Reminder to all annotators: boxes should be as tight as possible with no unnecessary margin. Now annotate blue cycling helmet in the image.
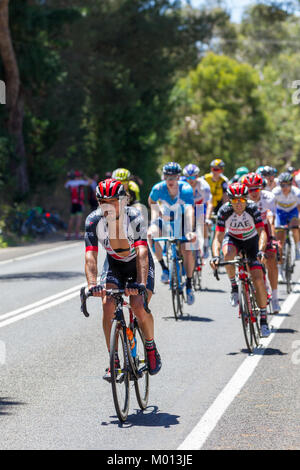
[162,162,182,176]
[183,164,200,177]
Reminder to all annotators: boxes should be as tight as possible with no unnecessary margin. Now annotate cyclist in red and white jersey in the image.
[210,182,270,337]
[241,172,280,313]
[84,178,161,380]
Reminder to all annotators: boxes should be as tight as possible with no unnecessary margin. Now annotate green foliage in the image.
[161,53,268,175]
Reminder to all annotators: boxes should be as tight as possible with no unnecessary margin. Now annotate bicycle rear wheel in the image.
[110,320,130,422]
[133,323,149,410]
[285,243,292,294]
[239,283,257,353]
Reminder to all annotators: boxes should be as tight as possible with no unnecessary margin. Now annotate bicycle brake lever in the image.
[214,269,220,281]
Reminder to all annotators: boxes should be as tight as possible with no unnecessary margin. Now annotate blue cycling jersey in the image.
[149,181,194,217]
[149,181,194,238]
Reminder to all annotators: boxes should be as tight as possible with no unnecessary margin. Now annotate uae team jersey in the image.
[216,201,264,241]
[272,186,300,212]
[85,207,148,263]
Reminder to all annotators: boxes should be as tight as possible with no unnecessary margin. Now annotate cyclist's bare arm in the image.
[257,226,268,253]
[135,244,149,286]
[148,197,161,224]
[184,204,196,242]
[85,250,104,297]
[206,200,214,222]
[211,231,225,269]
[267,212,276,237]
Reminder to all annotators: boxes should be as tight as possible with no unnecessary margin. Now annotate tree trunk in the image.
[0,0,29,195]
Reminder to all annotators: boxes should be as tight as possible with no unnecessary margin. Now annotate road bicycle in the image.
[80,286,150,423]
[277,225,297,294]
[214,252,261,353]
[153,236,187,320]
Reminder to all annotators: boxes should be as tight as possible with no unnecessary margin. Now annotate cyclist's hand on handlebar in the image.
[89,285,106,298]
[124,282,147,296]
[210,256,220,270]
[205,218,213,226]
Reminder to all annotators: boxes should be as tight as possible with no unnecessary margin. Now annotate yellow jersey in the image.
[204,173,228,210]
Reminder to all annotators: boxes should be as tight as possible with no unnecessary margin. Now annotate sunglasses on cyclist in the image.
[186,176,197,180]
[212,168,222,172]
[280,183,292,187]
[165,176,179,181]
[98,198,119,204]
[231,197,247,204]
[249,187,261,193]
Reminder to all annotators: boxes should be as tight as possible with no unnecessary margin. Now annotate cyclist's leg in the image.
[129,256,161,375]
[265,245,280,311]
[147,218,169,281]
[222,235,238,306]
[289,215,300,258]
[100,258,124,350]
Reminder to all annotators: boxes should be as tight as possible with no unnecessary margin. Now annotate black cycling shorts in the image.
[222,233,263,270]
[100,249,155,292]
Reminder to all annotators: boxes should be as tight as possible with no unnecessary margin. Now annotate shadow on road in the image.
[103,405,180,429]
[162,315,213,322]
[228,347,288,356]
[201,288,226,293]
[273,328,298,334]
[0,272,84,281]
[0,397,26,416]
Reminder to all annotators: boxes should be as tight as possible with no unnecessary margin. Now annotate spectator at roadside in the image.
[65,170,92,240]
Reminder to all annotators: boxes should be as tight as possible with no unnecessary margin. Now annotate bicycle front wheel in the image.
[171,261,181,320]
[239,283,256,353]
[110,320,130,422]
[133,323,149,410]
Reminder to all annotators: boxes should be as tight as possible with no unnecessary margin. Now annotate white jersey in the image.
[255,190,276,224]
[272,185,300,212]
[194,178,212,205]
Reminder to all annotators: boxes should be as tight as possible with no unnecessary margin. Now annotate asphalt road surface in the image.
[0,240,300,450]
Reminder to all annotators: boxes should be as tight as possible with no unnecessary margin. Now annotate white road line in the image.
[0,283,86,321]
[0,242,82,266]
[178,279,300,450]
[0,282,86,329]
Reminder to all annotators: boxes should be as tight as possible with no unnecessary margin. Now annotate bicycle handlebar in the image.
[152,236,189,243]
[212,256,251,281]
[80,285,151,318]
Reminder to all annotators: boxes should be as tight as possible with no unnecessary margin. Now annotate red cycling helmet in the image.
[240,172,263,189]
[96,179,126,201]
[227,182,249,199]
